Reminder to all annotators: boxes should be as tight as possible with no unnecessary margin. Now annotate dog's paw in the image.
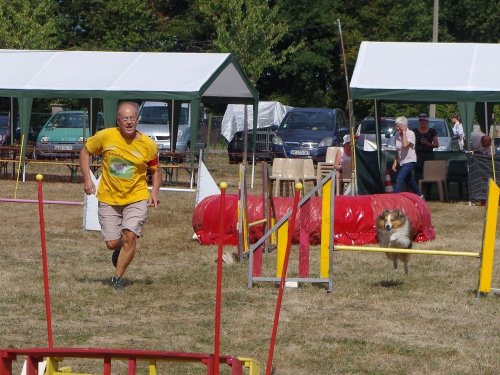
[404,264,410,275]
[393,259,398,269]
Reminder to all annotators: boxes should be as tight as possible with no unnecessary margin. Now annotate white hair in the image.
[395,116,408,126]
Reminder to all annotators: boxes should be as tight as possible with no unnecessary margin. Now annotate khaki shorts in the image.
[98,200,149,241]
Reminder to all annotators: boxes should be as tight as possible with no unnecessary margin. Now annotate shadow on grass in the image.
[374,279,405,288]
[75,276,154,286]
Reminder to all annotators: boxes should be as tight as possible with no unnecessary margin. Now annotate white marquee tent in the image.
[0,49,258,159]
[350,41,500,139]
[221,101,292,142]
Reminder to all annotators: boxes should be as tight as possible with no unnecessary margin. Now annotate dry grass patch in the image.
[0,154,499,374]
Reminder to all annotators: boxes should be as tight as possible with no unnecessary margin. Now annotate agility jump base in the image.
[246,172,336,292]
[245,174,498,296]
[0,348,260,375]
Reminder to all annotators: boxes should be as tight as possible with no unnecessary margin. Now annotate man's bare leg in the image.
[115,229,137,278]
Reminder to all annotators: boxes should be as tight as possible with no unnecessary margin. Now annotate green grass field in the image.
[0,153,499,374]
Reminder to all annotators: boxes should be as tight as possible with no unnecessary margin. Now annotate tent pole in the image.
[485,102,489,135]
[10,97,14,145]
[374,99,382,173]
[171,99,175,153]
[243,104,248,166]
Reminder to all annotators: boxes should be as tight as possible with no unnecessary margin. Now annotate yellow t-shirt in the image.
[85,127,159,205]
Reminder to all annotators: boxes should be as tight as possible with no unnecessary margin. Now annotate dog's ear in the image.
[382,209,389,216]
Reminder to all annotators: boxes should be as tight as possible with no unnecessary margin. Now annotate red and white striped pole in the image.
[36,174,54,348]
[213,181,227,375]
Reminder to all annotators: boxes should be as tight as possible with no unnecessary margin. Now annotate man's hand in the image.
[83,180,96,195]
[148,191,160,208]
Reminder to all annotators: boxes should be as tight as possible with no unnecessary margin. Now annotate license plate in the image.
[290,150,310,156]
[54,145,73,150]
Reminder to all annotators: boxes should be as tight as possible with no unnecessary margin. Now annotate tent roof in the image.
[0,49,257,102]
[350,42,500,102]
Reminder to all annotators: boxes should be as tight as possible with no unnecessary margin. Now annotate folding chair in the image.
[418,160,448,201]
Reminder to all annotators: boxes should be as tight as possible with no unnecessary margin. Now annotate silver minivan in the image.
[137,101,193,152]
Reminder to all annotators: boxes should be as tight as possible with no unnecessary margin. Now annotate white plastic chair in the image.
[301,159,318,195]
[418,160,448,201]
[275,159,302,196]
[317,147,342,195]
[270,158,284,196]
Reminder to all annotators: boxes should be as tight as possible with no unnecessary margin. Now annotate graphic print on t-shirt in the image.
[110,157,134,178]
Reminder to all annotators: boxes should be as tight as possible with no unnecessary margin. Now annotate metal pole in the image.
[213,182,227,375]
[266,183,302,375]
[429,0,439,118]
[335,245,479,258]
[243,105,248,166]
[374,99,381,172]
[36,174,54,348]
[337,19,353,130]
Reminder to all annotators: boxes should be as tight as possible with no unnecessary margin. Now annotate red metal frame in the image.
[0,348,243,375]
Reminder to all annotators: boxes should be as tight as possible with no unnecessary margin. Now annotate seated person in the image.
[334,134,353,194]
[475,135,496,156]
[470,124,485,152]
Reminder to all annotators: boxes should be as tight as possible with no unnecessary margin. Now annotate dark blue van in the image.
[271,107,348,161]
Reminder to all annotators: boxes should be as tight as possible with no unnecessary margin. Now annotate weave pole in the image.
[213,182,227,375]
[266,183,302,375]
[36,174,53,348]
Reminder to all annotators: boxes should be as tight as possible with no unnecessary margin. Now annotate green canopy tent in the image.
[349,41,500,187]
[0,50,259,167]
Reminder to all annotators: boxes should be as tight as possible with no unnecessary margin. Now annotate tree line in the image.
[0,0,498,119]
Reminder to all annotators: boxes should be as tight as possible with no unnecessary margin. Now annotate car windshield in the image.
[50,113,89,129]
[359,119,395,135]
[139,106,169,125]
[408,119,449,137]
[280,111,333,131]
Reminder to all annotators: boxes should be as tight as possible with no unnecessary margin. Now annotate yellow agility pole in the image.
[276,221,288,277]
[320,177,332,278]
[335,245,480,258]
[477,179,499,295]
[14,134,24,199]
[270,217,277,245]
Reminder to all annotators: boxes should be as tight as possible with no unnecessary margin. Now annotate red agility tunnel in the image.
[192,193,435,246]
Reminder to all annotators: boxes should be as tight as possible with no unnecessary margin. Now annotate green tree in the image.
[196,0,297,84]
[57,0,163,51]
[0,0,59,49]
[258,0,348,108]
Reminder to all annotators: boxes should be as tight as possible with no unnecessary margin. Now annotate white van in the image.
[137,101,205,152]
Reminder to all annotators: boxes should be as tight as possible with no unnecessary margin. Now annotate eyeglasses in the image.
[118,115,137,122]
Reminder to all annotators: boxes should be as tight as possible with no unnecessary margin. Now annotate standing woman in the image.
[414,113,439,152]
[413,113,438,180]
[450,113,465,150]
[392,116,424,198]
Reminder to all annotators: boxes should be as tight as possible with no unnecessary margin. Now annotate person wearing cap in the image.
[391,116,424,198]
[333,134,352,194]
[414,113,439,152]
[413,113,438,181]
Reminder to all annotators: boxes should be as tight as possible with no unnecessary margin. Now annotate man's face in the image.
[117,104,138,139]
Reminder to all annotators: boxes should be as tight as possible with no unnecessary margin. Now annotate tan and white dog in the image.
[376,209,413,274]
